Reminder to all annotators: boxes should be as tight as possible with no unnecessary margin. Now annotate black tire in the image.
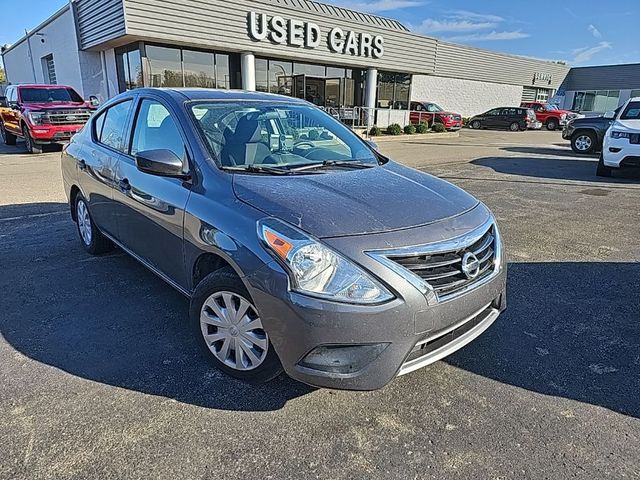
[190,266,283,384]
[546,118,559,131]
[74,194,113,254]
[509,122,521,132]
[23,125,42,154]
[1,122,17,145]
[471,120,481,129]
[596,154,613,177]
[571,131,596,155]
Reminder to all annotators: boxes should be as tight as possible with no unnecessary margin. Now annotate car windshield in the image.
[620,101,640,120]
[191,102,379,171]
[427,103,443,113]
[20,87,84,103]
[544,104,559,111]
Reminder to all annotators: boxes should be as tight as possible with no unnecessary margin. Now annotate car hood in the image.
[232,161,479,238]
[612,119,640,131]
[438,111,461,116]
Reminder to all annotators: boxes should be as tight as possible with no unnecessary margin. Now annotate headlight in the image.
[611,131,630,139]
[28,111,48,125]
[560,113,567,120]
[258,218,394,304]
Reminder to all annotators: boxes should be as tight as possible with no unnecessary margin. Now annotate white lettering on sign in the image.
[248,12,384,58]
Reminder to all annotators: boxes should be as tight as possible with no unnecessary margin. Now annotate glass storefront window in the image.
[377,72,396,109]
[146,45,183,88]
[394,74,411,110]
[631,90,640,99]
[256,58,269,93]
[183,50,215,88]
[572,90,620,112]
[215,54,230,89]
[268,61,293,95]
[115,45,143,92]
[294,63,326,77]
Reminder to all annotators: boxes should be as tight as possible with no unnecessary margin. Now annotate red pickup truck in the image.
[0,84,96,153]
[520,102,579,131]
[409,101,463,130]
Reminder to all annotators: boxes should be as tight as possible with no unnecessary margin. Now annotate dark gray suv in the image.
[61,88,507,390]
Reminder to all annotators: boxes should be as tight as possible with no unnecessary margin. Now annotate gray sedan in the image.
[61,88,507,390]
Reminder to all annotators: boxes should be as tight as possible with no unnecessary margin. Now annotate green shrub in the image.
[416,122,429,134]
[404,124,416,135]
[387,123,402,136]
[369,126,382,137]
[462,117,471,126]
[432,123,446,133]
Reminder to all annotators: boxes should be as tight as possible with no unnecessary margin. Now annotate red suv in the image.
[520,102,578,131]
[410,102,462,130]
[0,84,96,153]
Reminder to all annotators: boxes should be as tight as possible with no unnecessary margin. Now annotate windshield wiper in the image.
[286,160,376,172]
[221,164,293,175]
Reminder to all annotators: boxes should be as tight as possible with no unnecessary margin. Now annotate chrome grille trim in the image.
[367,217,502,305]
[45,109,92,126]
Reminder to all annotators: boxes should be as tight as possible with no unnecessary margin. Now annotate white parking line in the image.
[0,210,67,223]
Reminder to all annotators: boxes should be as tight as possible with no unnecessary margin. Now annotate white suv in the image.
[598,97,640,177]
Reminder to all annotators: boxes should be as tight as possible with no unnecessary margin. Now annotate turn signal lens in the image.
[264,230,293,260]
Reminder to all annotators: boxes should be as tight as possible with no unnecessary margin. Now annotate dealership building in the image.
[1,0,582,123]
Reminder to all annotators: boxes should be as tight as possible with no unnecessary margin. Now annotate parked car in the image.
[597,97,640,177]
[469,107,539,131]
[0,84,97,153]
[409,102,462,130]
[521,102,581,131]
[562,108,621,154]
[61,88,507,391]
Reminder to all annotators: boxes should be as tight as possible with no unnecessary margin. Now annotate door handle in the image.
[118,178,131,192]
[78,159,87,171]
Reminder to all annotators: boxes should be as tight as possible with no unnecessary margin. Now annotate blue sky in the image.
[1,0,638,69]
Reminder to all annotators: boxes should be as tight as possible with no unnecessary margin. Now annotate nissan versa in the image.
[61,88,507,390]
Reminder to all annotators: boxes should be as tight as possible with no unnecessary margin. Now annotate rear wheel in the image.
[596,153,613,177]
[471,120,481,129]
[509,122,521,132]
[75,194,113,254]
[571,131,596,154]
[546,118,559,131]
[23,125,42,154]
[1,122,17,145]
[190,266,283,384]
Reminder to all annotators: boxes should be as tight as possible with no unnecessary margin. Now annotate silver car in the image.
[61,88,507,390]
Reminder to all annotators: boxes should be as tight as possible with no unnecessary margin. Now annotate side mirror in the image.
[365,139,379,151]
[603,111,616,119]
[135,149,186,178]
[89,95,100,107]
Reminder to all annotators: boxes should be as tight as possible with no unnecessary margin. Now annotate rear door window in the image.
[95,100,133,152]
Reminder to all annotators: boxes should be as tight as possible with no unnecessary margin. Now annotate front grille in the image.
[46,109,92,126]
[386,225,496,299]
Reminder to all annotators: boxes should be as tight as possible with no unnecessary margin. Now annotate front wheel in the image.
[471,120,481,129]
[1,122,17,145]
[509,122,521,132]
[190,267,283,383]
[571,132,596,154]
[546,119,559,131]
[596,154,613,177]
[75,194,113,254]
[23,126,42,154]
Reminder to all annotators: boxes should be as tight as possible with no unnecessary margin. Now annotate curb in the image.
[360,131,461,142]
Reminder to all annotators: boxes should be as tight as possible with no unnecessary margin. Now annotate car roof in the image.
[16,84,75,89]
[134,88,310,105]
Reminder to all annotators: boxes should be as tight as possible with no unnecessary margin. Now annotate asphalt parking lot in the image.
[1,129,639,479]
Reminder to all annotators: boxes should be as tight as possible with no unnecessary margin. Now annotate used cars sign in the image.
[248,11,384,59]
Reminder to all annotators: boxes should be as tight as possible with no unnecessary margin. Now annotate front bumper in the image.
[28,124,85,143]
[603,137,640,168]
[245,205,507,390]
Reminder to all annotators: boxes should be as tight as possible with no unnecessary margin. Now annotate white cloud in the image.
[446,30,531,42]
[588,24,602,39]
[417,19,498,34]
[572,41,612,64]
[414,10,527,41]
[331,0,424,13]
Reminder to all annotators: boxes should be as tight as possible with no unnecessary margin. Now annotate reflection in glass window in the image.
[116,45,143,92]
[183,50,215,88]
[572,90,620,112]
[147,46,183,88]
[256,58,268,93]
[98,100,133,152]
[268,61,293,95]
[294,63,326,77]
[632,90,640,99]
[376,72,412,110]
[131,99,185,160]
[215,54,230,89]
